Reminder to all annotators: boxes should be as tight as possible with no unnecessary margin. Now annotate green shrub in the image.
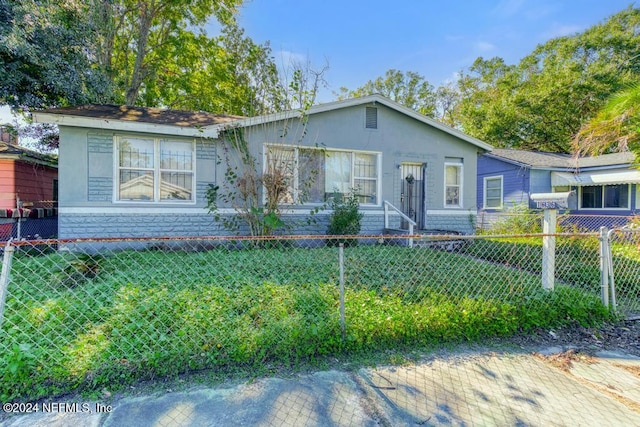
[484,204,542,235]
[326,191,363,246]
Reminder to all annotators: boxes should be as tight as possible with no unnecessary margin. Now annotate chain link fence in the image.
[0,201,58,242]
[479,211,636,233]
[609,227,640,317]
[2,228,638,404]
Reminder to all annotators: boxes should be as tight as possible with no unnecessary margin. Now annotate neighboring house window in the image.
[579,184,629,209]
[483,176,503,209]
[445,162,463,207]
[116,136,195,202]
[365,107,378,129]
[265,145,380,205]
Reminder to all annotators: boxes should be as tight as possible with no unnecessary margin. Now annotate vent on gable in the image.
[365,107,378,129]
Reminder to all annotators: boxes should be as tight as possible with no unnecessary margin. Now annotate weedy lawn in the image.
[0,243,614,401]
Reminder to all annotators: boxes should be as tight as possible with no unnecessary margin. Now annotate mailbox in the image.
[530,191,573,209]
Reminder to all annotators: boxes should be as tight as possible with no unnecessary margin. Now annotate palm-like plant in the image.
[574,83,640,158]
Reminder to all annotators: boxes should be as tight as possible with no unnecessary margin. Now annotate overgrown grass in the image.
[0,244,614,401]
[461,236,640,307]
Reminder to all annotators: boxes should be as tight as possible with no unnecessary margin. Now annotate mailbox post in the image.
[530,192,573,291]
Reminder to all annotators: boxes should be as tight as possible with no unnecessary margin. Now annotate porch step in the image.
[383,228,467,251]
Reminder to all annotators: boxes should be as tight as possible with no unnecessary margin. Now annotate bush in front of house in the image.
[326,191,363,246]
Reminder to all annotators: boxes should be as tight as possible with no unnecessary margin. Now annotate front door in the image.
[400,163,426,229]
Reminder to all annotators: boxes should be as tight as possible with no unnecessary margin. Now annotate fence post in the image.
[606,229,617,312]
[339,243,346,341]
[599,226,609,307]
[541,208,556,290]
[0,241,15,330]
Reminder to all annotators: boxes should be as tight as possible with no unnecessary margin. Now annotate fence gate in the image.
[608,227,640,318]
[400,163,426,230]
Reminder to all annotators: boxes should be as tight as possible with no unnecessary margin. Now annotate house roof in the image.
[219,94,494,151]
[32,95,493,151]
[575,152,636,168]
[486,149,572,168]
[486,148,637,170]
[0,142,57,167]
[32,105,242,138]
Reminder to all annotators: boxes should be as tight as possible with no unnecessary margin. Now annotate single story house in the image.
[0,126,58,240]
[477,148,639,226]
[33,95,492,239]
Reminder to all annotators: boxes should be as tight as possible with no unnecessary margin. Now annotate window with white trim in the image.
[579,184,629,209]
[116,136,195,202]
[265,145,380,205]
[483,176,503,209]
[444,162,463,207]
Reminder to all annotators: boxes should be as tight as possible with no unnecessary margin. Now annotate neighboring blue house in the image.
[477,148,640,224]
[33,95,492,239]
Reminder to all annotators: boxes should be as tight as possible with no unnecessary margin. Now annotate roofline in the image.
[483,152,537,169]
[214,94,494,151]
[484,151,636,171]
[0,152,58,167]
[31,112,221,138]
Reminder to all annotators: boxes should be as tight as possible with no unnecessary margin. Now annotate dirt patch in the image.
[615,364,640,378]
[496,319,640,356]
[533,349,596,371]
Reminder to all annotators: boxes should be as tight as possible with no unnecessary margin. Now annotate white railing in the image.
[383,200,416,248]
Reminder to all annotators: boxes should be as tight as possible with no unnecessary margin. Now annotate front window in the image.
[265,145,380,205]
[580,185,629,209]
[116,136,195,202]
[483,176,503,209]
[445,163,463,207]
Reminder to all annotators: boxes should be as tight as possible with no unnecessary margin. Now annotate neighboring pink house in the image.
[0,126,58,239]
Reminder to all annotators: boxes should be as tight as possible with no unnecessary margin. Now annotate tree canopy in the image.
[337,69,437,117]
[0,0,111,111]
[337,7,640,154]
[0,0,287,118]
[453,6,640,153]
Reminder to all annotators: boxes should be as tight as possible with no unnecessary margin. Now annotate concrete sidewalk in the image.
[2,348,640,426]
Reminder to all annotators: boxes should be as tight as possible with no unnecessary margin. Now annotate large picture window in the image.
[579,184,629,209]
[445,162,463,208]
[483,176,503,209]
[116,136,195,202]
[265,145,380,205]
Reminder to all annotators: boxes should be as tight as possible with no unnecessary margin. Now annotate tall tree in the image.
[454,6,640,152]
[91,0,243,106]
[337,69,437,117]
[0,0,111,111]
[136,22,283,116]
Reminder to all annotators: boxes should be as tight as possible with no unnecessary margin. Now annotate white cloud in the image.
[475,41,496,52]
[542,23,583,39]
[491,0,526,17]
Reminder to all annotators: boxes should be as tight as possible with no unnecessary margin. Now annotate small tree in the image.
[206,60,329,238]
[326,190,363,247]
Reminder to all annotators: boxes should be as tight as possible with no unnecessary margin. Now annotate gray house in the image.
[33,95,492,239]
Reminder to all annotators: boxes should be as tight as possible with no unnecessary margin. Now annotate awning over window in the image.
[551,169,640,187]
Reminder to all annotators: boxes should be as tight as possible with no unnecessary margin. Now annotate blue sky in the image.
[0,0,635,124]
[233,0,637,102]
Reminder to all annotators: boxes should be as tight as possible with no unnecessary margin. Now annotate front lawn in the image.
[0,243,612,401]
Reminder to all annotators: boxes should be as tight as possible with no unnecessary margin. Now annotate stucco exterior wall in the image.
[56,101,485,238]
